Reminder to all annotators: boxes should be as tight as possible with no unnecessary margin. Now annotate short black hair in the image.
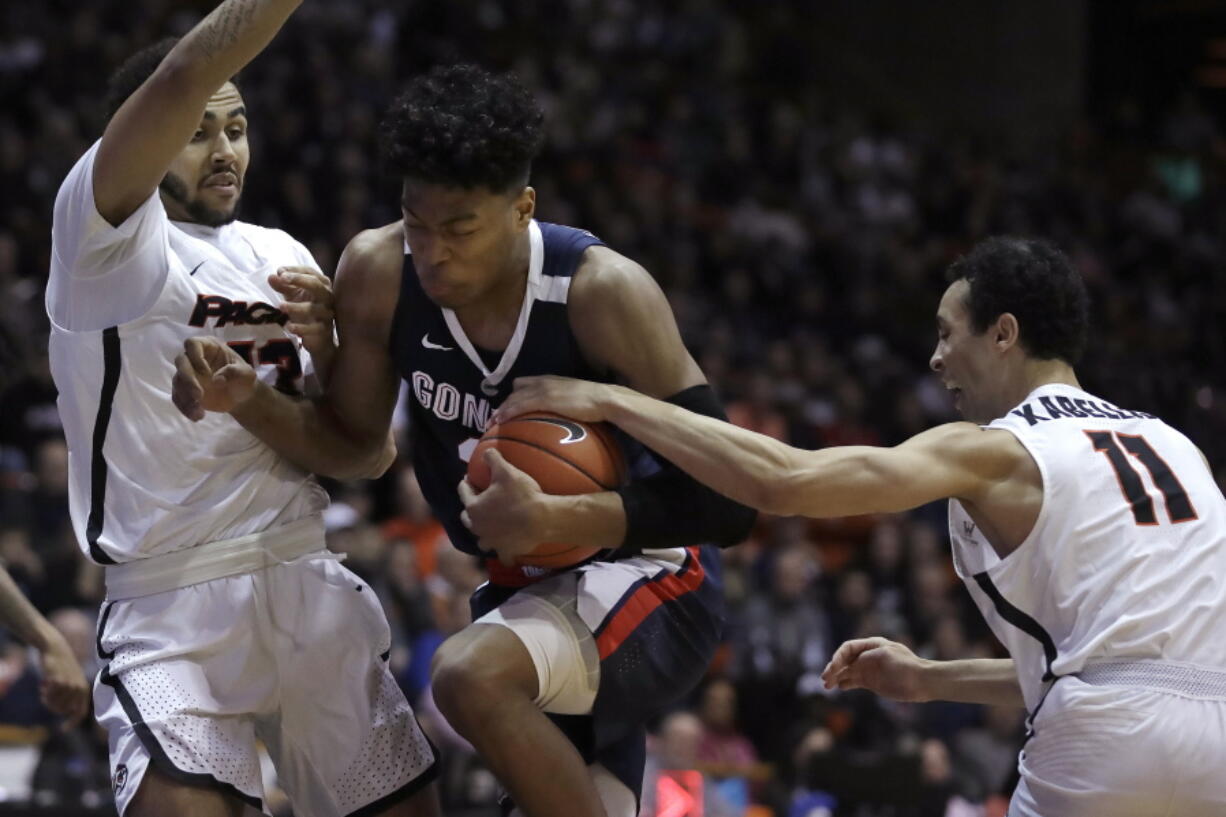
[105,37,179,120]
[105,37,238,120]
[947,237,1089,364]
[379,64,545,193]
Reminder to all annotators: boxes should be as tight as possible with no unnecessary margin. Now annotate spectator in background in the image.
[696,678,770,811]
[734,543,831,764]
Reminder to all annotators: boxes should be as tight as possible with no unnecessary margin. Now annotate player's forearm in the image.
[537,492,628,550]
[230,381,390,480]
[917,658,1023,707]
[167,0,302,92]
[0,569,59,652]
[601,387,808,515]
[96,0,302,222]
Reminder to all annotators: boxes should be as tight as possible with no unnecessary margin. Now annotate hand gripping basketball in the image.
[461,412,627,568]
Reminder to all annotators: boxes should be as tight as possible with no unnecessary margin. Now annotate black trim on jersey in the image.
[343,716,440,817]
[972,572,1058,681]
[1020,675,1064,754]
[86,326,121,565]
[99,665,263,811]
[95,602,116,660]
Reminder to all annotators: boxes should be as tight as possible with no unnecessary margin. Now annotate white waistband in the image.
[1078,660,1226,699]
[104,515,333,600]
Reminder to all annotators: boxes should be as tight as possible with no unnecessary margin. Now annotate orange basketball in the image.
[466,412,627,569]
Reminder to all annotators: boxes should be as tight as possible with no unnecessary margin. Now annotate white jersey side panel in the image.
[949,383,1226,711]
[48,141,328,563]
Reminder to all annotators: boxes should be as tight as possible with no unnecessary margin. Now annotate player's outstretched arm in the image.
[461,249,757,563]
[497,380,1021,519]
[821,637,1023,707]
[173,229,400,479]
[94,0,302,225]
[0,568,90,724]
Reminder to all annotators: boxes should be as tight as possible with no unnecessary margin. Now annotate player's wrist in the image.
[28,619,63,654]
[911,657,943,703]
[228,378,267,417]
[602,385,638,425]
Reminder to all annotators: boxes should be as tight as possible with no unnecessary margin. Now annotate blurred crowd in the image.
[2,0,1224,815]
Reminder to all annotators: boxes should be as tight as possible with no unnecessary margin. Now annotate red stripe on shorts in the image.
[596,547,705,660]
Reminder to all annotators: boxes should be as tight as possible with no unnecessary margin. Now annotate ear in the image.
[512,186,536,229]
[994,312,1021,353]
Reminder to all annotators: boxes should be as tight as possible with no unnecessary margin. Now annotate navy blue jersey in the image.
[390,221,609,558]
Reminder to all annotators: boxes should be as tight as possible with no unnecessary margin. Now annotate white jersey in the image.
[949,383,1226,713]
[47,140,328,565]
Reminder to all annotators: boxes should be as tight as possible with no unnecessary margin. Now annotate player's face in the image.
[401,179,535,310]
[160,82,249,227]
[930,279,1005,423]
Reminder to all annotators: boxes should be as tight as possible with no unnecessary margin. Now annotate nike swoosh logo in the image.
[188,261,204,276]
[522,417,587,444]
[421,333,454,351]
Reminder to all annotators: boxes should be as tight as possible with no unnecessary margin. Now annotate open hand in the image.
[492,376,617,426]
[269,266,335,358]
[820,637,930,702]
[172,336,257,421]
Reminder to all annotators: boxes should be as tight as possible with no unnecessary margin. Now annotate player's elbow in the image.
[325,438,395,481]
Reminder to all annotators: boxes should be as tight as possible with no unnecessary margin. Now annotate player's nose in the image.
[211,132,238,163]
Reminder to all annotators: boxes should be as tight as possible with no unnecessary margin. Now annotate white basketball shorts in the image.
[93,552,437,816]
[1012,662,1226,816]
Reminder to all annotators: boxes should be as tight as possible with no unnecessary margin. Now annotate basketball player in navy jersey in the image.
[174,64,756,817]
[494,238,1226,816]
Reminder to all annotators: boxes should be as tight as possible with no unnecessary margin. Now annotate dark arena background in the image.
[2,1,1225,815]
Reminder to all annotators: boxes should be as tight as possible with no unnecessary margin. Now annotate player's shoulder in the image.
[907,421,1033,478]
[570,245,658,310]
[231,221,316,266]
[332,222,405,325]
[339,222,405,277]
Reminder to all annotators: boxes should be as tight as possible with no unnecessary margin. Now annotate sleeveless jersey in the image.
[391,220,621,561]
[47,141,328,565]
[948,383,1226,712]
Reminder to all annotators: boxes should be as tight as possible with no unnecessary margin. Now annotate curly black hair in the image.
[947,237,1089,364]
[379,64,545,193]
[104,38,238,121]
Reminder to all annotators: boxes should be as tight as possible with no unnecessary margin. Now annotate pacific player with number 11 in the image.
[496,237,1226,816]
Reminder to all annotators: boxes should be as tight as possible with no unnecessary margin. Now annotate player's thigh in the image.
[268,558,439,817]
[126,766,251,817]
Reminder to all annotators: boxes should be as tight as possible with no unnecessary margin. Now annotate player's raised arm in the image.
[94,0,302,226]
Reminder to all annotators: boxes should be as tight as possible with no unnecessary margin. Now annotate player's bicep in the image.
[94,59,215,227]
[570,251,705,398]
[324,233,401,445]
[780,424,993,517]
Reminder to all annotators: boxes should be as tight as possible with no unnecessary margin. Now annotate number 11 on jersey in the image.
[1085,430,1198,526]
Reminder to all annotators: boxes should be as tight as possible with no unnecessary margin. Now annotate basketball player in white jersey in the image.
[491,237,1226,816]
[46,2,439,814]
